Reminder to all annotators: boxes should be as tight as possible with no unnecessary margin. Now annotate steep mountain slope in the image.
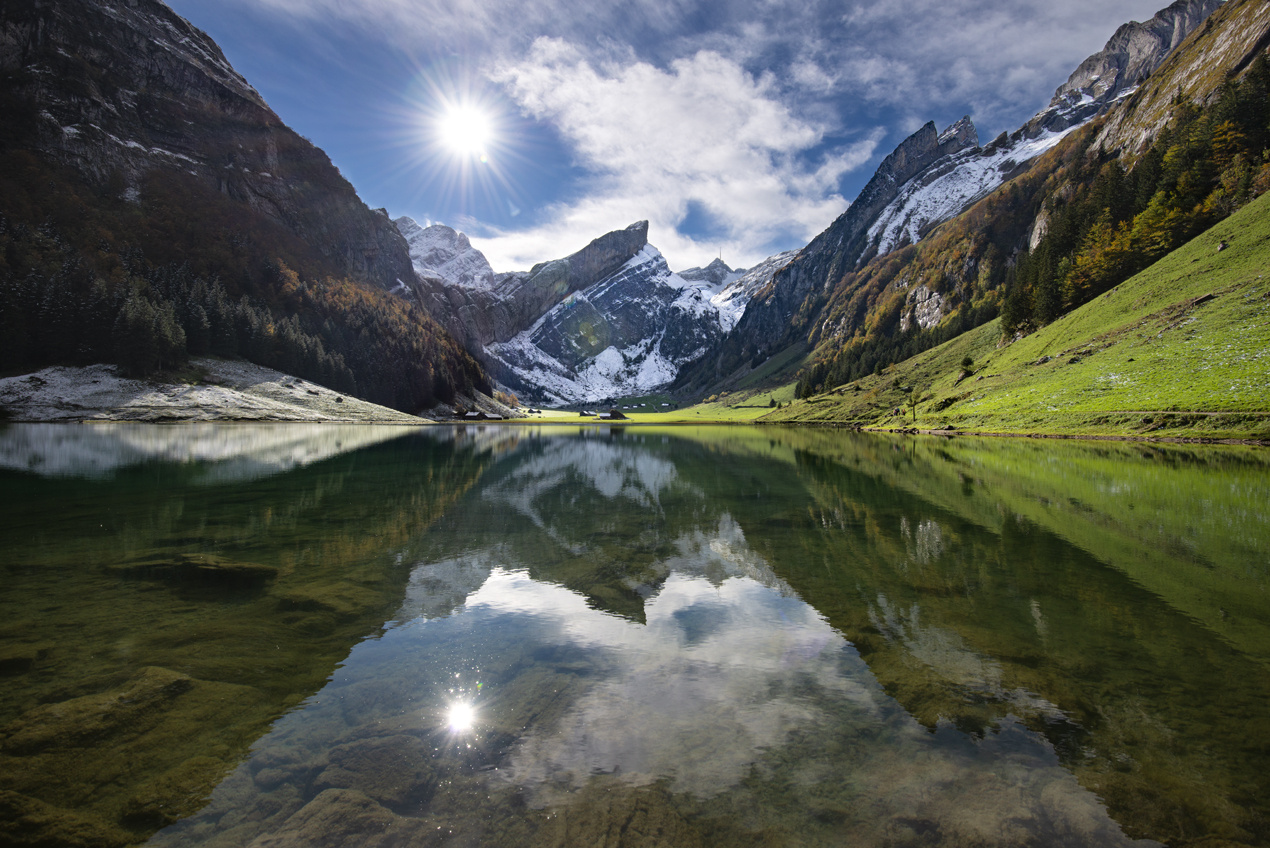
[690,0,1249,396]
[1027,0,1225,136]
[0,0,489,410]
[763,188,1270,442]
[866,0,1222,267]
[489,245,729,404]
[1094,0,1270,154]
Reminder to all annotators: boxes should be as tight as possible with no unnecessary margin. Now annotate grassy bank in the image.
[756,190,1270,442]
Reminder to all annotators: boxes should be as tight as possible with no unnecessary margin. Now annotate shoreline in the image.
[6,413,1268,447]
[3,363,1266,446]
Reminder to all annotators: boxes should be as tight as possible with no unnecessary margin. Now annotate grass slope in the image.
[763,190,1270,441]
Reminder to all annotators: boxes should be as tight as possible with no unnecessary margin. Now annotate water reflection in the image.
[148,429,1217,847]
[0,424,494,845]
[0,422,416,482]
[2,425,1267,847]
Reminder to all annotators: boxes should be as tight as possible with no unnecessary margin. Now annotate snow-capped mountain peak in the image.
[394,216,497,290]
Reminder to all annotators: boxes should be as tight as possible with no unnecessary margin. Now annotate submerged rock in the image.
[245,788,417,848]
[107,553,277,588]
[0,789,132,848]
[313,735,436,809]
[1,667,195,755]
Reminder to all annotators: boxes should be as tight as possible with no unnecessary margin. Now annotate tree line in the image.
[1003,54,1270,334]
[795,53,1269,397]
[0,217,489,411]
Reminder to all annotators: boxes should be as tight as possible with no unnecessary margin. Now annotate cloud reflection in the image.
[461,515,869,800]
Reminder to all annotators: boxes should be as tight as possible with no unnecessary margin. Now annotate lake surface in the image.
[1,423,1268,847]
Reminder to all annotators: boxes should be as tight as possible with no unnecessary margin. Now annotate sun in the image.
[438,105,492,160]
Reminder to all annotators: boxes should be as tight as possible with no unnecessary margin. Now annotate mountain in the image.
[397,219,650,352]
[0,0,489,410]
[395,219,499,292]
[777,0,1269,401]
[765,186,1270,442]
[395,217,794,404]
[1026,0,1225,137]
[1094,0,1270,154]
[489,245,728,404]
[686,0,1237,394]
[865,0,1224,270]
[0,0,413,290]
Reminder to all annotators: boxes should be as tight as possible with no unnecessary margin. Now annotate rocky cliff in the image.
[399,219,651,352]
[1093,0,1270,154]
[488,245,729,403]
[1026,0,1226,136]
[695,117,979,380]
[0,0,414,290]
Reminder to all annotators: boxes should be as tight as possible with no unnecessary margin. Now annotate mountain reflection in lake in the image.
[1,424,1267,847]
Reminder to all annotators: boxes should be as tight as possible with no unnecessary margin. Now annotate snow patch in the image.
[868,129,1077,256]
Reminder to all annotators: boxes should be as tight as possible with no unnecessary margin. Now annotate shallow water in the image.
[1,423,1267,847]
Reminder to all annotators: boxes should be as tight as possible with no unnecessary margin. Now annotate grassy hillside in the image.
[760,189,1270,441]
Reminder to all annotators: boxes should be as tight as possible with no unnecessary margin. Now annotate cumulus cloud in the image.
[472,39,880,270]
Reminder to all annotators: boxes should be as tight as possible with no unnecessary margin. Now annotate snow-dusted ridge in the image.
[394,216,499,291]
[488,245,726,404]
[867,128,1079,256]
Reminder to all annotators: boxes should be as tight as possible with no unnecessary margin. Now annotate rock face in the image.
[488,245,731,403]
[696,117,978,378]
[819,117,981,273]
[0,0,415,291]
[394,218,497,291]
[1094,0,1270,155]
[1027,0,1225,135]
[899,285,945,332]
[399,219,651,350]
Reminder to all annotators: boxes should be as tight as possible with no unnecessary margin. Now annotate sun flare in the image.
[448,702,477,732]
[438,105,492,158]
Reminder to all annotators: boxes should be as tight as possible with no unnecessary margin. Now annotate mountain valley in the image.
[0,0,1267,436]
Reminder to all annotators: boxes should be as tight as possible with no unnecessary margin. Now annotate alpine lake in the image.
[1,422,1268,848]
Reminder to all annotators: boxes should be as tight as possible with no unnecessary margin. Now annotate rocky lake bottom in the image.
[1,423,1267,847]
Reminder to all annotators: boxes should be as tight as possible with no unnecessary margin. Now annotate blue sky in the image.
[167,0,1170,272]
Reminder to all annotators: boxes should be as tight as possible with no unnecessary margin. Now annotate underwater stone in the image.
[107,554,277,587]
[120,755,229,829]
[1,667,195,754]
[0,789,132,848]
[245,788,417,848]
[313,734,436,809]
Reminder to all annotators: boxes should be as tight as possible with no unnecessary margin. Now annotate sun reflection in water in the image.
[448,701,477,733]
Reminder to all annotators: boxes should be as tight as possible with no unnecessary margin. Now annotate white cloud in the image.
[206,0,1188,268]
[473,39,880,271]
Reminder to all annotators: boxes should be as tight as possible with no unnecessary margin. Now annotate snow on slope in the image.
[488,245,729,404]
[709,250,799,332]
[867,128,1079,256]
[394,216,498,291]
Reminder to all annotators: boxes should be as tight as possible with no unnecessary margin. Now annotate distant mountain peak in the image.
[679,257,742,288]
[938,116,978,147]
[394,216,496,290]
